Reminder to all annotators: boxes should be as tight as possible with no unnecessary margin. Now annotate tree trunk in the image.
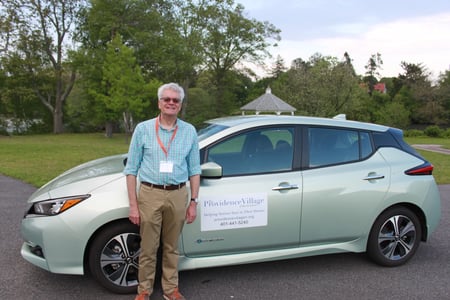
[105,121,114,138]
[53,106,64,133]
[53,88,64,133]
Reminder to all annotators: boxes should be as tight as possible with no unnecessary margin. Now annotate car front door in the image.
[181,126,303,256]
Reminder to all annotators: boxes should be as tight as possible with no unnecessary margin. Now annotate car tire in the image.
[367,207,422,267]
[88,221,141,294]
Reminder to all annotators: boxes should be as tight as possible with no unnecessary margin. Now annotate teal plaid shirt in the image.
[123,117,201,185]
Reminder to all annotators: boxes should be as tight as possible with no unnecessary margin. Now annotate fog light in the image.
[30,245,44,258]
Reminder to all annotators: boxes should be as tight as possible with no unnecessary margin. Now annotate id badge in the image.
[160,161,174,173]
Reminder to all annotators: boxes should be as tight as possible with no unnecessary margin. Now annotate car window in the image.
[360,132,373,159]
[309,127,371,167]
[206,127,294,176]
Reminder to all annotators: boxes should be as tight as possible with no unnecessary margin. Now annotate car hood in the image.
[28,154,127,202]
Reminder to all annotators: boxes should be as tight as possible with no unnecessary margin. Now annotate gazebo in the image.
[240,87,296,115]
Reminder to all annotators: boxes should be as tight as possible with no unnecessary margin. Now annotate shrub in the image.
[424,125,443,137]
[404,129,424,137]
[443,128,450,138]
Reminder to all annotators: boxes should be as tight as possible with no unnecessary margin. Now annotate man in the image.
[124,82,201,300]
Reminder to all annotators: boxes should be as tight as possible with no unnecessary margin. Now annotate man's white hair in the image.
[158,82,185,102]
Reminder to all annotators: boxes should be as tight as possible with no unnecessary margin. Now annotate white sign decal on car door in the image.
[200,193,268,231]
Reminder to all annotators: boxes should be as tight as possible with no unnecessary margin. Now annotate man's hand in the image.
[185,202,197,224]
[129,205,140,225]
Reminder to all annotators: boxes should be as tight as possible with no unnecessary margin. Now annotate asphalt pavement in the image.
[1,174,449,300]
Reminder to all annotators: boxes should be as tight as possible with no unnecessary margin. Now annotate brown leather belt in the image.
[141,182,186,190]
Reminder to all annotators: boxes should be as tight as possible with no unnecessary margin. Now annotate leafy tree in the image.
[364,53,383,95]
[275,53,360,118]
[436,70,450,125]
[343,51,356,77]
[270,55,287,79]
[184,87,215,128]
[375,101,410,128]
[0,53,53,133]
[398,62,443,124]
[90,35,155,137]
[77,2,163,68]
[0,0,84,133]
[158,0,210,118]
[77,0,205,120]
[199,0,281,115]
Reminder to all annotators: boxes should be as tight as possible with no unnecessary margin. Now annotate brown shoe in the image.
[134,290,149,300]
[163,287,185,300]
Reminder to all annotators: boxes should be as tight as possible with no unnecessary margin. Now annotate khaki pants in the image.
[137,184,188,295]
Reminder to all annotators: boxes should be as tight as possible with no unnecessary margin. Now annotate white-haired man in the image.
[124,82,201,300]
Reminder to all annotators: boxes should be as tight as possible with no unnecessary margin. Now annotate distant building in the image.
[374,82,387,94]
[240,87,297,115]
[359,82,387,94]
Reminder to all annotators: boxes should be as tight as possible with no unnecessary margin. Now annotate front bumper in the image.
[20,214,86,275]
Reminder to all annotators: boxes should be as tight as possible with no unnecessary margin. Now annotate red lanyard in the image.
[155,116,178,158]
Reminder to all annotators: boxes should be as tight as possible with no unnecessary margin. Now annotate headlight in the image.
[31,195,90,216]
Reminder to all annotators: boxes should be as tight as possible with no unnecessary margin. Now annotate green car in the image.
[21,115,441,294]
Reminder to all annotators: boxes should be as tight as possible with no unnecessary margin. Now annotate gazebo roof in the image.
[240,87,296,115]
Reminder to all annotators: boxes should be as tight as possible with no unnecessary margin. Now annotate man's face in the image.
[158,89,182,116]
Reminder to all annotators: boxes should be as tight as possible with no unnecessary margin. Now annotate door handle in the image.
[363,174,385,181]
[272,184,299,191]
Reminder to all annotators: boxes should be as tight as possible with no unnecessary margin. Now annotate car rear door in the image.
[300,127,391,245]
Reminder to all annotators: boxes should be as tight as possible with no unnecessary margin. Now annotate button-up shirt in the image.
[123,117,201,185]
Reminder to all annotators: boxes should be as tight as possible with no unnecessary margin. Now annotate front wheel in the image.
[88,221,141,294]
[367,207,422,267]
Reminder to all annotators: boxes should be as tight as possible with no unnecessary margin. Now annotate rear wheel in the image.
[367,207,422,267]
[88,221,140,294]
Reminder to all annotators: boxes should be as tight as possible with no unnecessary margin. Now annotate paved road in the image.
[412,144,450,155]
[1,174,449,300]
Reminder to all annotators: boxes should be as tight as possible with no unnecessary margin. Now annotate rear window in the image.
[308,127,372,168]
[372,128,423,159]
[372,131,400,148]
[388,128,424,158]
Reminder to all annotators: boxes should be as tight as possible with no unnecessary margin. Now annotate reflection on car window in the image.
[197,124,229,142]
[309,128,372,167]
[206,127,294,176]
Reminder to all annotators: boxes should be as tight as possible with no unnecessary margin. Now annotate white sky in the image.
[237,0,450,79]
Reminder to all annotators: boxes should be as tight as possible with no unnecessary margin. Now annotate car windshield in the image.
[197,123,229,142]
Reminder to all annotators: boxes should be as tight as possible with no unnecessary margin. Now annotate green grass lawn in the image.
[0,134,449,187]
[0,133,130,187]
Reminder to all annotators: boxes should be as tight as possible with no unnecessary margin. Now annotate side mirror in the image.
[201,162,223,179]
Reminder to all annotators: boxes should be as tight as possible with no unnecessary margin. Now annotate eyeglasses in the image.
[160,97,181,104]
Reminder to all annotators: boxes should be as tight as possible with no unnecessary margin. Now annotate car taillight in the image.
[405,162,434,175]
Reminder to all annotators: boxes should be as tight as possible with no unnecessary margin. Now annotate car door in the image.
[300,127,391,245]
[181,126,303,256]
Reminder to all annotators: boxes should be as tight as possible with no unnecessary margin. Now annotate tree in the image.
[364,53,383,95]
[90,35,155,137]
[77,0,204,120]
[157,0,210,118]
[436,70,450,125]
[269,55,287,79]
[0,0,84,133]
[398,62,443,124]
[275,53,360,117]
[0,52,53,133]
[375,101,410,128]
[199,0,281,115]
[78,0,166,74]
